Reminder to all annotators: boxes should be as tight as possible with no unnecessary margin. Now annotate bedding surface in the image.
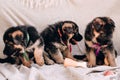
[0,0,120,80]
[0,56,120,80]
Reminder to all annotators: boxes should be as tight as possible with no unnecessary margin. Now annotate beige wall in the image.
[0,0,120,57]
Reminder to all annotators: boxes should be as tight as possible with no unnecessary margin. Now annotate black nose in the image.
[73,33,83,41]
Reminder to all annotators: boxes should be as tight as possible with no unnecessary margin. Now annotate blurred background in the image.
[0,0,120,57]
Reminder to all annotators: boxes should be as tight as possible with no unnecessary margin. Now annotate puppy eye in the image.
[101,33,106,37]
[63,27,74,33]
[100,31,104,34]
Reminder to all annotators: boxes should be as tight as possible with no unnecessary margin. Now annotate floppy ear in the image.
[84,22,93,41]
[107,17,115,27]
[4,33,14,43]
[102,17,115,28]
[106,17,115,32]
[53,21,64,29]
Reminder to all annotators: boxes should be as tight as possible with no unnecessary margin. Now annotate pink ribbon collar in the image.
[92,43,101,56]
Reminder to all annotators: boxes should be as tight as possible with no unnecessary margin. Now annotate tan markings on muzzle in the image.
[92,29,100,43]
[62,23,73,33]
[12,30,23,38]
[62,23,73,29]
[94,18,105,25]
[68,34,74,39]
[62,23,74,39]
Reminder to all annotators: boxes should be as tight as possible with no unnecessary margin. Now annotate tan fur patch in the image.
[53,42,67,50]
[92,29,100,43]
[14,44,24,52]
[87,50,96,67]
[63,47,76,61]
[53,42,76,61]
[62,23,75,40]
[19,56,31,67]
[93,18,105,25]
[104,49,116,67]
[62,23,73,29]
[34,47,44,66]
[85,41,94,47]
[43,52,55,65]
[26,39,40,50]
[11,30,23,38]
[68,34,74,39]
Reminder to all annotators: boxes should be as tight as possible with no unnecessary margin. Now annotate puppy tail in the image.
[0,57,16,64]
[73,55,88,61]
[115,50,117,57]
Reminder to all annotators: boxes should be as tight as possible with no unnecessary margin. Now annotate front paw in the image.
[36,58,44,66]
[45,59,55,65]
[23,61,31,68]
[87,62,96,68]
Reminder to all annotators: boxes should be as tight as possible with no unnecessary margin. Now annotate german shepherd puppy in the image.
[85,17,117,67]
[41,21,83,65]
[0,25,44,67]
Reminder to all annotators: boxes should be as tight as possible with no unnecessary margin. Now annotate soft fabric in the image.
[0,0,120,80]
[0,56,120,80]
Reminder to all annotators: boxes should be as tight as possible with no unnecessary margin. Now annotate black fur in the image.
[84,17,117,67]
[41,21,83,64]
[0,25,44,67]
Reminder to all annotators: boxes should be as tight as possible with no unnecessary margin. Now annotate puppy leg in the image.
[49,49,64,64]
[14,45,31,67]
[55,43,76,61]
[62,47,76,61]
[52,51,64,64]
[87,50,96,67]
[105,50,116,67]
[19,56,31,67]
[45,43,64,64]
[43,51,55,65]
[34,47,44,66]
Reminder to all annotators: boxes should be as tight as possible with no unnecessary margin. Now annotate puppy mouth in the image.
[70,38,78,44]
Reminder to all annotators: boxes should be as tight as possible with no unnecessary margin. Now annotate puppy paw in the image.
[87,62,96,68]
[110,63,117,67]
[23,61,31,68]
[36,59,44,66]
[45,59,55,65]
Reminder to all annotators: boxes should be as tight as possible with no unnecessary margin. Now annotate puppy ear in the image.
[107,17,116,33]
[54,21,64,28]
[8,33,13,41]
[107,17,115,27]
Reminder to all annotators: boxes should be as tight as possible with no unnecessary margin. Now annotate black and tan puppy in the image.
[85,17,117,67]
[0,25,44,67]
[41,21,83,65]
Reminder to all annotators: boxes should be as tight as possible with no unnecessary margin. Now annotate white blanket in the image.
[0,56,120,80]
[0,0,120,80]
